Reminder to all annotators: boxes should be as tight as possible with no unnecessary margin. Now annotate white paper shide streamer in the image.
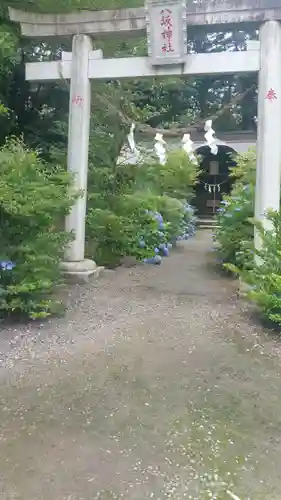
[204,182,221,193]
[154,133,167,165]
[181,133,198,164]
[127,123,140,164]
[204,119,218,155]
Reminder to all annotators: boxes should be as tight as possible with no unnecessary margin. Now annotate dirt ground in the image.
[1,231,281,500]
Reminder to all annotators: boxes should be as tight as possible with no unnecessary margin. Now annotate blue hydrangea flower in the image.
[183,204,193,213]
[154,255,162,265]
[143,255,162,265]
[154,212,163,223]
[139,239,146,248]
[0,260,15,271]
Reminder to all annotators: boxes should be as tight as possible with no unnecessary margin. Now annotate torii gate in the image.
[9,0,281,279]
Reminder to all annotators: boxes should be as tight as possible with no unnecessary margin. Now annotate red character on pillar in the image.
[265,88,277,101]
[72,95,84,106]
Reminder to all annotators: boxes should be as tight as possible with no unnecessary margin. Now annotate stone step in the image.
[196,217,218,230]
[198,226,218,231]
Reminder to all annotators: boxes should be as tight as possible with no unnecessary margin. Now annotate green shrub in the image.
[215,149,281,328]
[228,148,256,187]
[214,150,256,269]
[153,195,186,242]
[136,149,199,199]
[215,185,254,269]
[0,138,75,319]
[86,145,199,267]
[86,202,163,267]
[228,211,281,327]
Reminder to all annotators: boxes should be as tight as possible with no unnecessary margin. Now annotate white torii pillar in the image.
[60,35,99,280]
[254,21,281,250]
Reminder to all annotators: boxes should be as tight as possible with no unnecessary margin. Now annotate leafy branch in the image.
[136,84,256,136]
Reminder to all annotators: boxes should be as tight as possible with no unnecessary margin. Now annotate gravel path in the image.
[1,231,281,500]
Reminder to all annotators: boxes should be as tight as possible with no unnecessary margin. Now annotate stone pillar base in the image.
[61,259,103,284]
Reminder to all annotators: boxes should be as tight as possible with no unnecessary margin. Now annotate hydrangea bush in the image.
[215,148,281,327]
[86,191,196,267]
[215,185,254,270]
[86,145,199,267]
[228,211,281,327]
[214,150,256,269]
[0,138,76,319]
[141,202,196,265]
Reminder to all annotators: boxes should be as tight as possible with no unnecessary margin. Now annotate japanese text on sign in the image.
[160,8,174,53]
[146,0,186,65]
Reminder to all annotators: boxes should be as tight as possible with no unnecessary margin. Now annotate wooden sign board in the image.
[209,161,219,176]
[146,0,187,65]
[206,199,220,208]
